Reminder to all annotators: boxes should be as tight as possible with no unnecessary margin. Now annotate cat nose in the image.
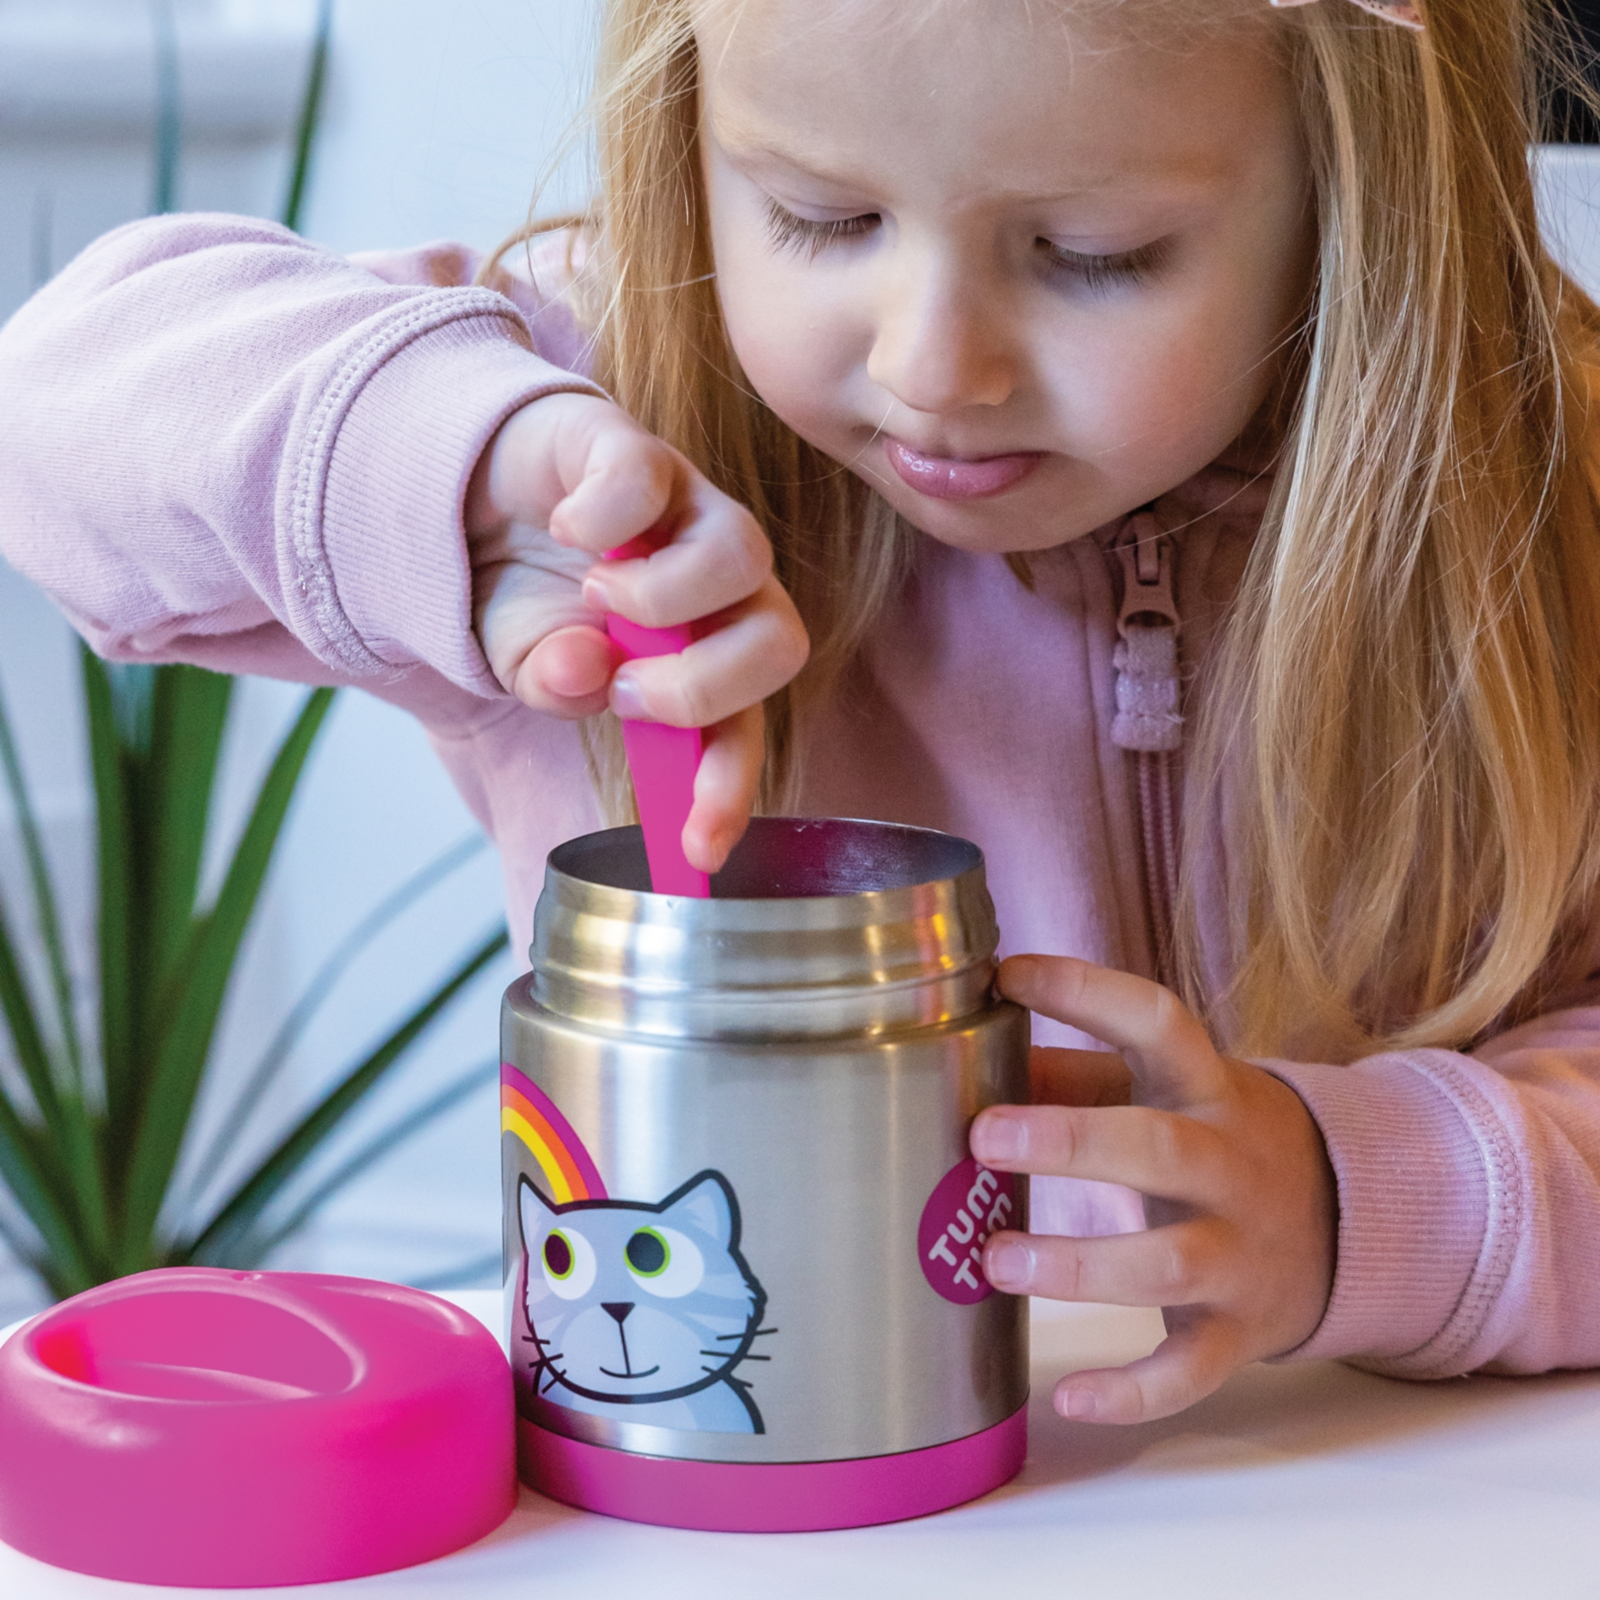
[601,1302,634,1325]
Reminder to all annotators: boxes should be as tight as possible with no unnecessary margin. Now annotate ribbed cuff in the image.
[318,300,602,695]
[1259,1050,1495,1374]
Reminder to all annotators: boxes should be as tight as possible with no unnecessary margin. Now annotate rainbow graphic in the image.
[500,1065,608,1203]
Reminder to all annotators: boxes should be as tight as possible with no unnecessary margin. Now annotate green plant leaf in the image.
[82,648,142,1153]
[214,1058,497,1269]
[116,687,336,1272]
[0,1090,92,1298]
[0,887,61,1128]
[0,684,85,1089]
[281,0,334,232]
[179,924,507,1266]
[0,672,110,1264]
[143,666,233,996]
[179,831,486,1217]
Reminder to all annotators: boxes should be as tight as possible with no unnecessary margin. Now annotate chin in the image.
[878,484,1098,556]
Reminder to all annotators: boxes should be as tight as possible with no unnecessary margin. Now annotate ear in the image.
[519,1177,557,1252]
[661,1170,737,1246]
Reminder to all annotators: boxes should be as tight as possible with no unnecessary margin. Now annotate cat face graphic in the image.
[518,1170,768,1424]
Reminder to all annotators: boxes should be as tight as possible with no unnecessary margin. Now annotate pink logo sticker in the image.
[918,1157,1020,1305]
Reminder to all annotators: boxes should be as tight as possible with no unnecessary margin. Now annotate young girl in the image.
[2,0,1598,1429]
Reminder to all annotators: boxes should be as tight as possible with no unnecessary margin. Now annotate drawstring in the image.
[1110,511,1182,983]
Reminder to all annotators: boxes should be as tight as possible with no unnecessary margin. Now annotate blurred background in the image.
[0,0,1596,1324]
[0,0,598,1323]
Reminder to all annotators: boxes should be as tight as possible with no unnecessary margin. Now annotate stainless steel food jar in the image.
[500,817,1029,1532]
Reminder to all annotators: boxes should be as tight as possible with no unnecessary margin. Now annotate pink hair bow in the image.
[1271,0,1424,29]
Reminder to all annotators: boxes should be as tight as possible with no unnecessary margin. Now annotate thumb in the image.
[548,409,686,556]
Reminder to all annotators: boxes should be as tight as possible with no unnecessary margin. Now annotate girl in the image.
[2,0,1598,1428]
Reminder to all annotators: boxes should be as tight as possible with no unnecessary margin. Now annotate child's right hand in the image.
[465,392,809,873]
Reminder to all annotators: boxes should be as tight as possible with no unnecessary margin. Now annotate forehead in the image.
[694,0,1292,205]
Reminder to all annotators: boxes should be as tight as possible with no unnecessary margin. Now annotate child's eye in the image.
[1040,239,1169,294]
[764,199,879,259]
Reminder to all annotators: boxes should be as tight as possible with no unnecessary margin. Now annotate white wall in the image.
[0,0,599,1321]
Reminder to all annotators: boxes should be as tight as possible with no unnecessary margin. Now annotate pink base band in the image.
[518,1407,1027,1533]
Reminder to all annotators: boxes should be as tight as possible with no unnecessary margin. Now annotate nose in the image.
[601,1302,634,1325]
[867,253,1017,415]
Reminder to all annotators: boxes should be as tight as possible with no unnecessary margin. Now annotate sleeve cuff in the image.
[313,294,603,695]
[1259,1049,1503,1375]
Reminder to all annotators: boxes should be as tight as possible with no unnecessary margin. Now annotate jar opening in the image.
[548,818,983,901]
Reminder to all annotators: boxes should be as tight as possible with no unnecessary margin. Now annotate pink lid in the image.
[0,1269,516,1587]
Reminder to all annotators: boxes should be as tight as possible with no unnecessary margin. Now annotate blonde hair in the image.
[492,0,1600,1060]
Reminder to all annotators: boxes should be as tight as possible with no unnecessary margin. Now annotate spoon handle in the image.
[603,539,710,897]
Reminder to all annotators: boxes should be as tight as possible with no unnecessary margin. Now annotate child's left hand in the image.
[972,953,1337,1425]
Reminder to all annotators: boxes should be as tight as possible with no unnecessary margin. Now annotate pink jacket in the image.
[2,214,1597,1380]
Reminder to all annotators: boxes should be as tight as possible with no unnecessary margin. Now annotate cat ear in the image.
[660,1170,738,1246]
[519,1176,558,1249]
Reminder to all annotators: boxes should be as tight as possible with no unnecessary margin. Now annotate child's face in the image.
[696,0,1313,552]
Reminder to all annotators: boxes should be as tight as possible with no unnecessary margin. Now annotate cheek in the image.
[714,247,863,438]
[1052,291,1284,462]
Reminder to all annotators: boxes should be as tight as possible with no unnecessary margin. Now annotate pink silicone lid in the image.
[0,1268,516,1588]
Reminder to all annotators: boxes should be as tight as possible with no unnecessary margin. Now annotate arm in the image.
[1264,1002,1600,1379]
[0,213,600,705]
[968,953,1600,1426]
[0,213,808,864]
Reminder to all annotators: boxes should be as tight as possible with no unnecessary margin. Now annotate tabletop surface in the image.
[2,1290,1598,1600]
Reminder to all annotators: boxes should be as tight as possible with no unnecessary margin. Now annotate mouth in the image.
[598,1364,661,1380]
[883,439,1045,501]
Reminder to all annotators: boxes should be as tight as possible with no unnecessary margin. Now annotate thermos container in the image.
[500,817,1030,1532]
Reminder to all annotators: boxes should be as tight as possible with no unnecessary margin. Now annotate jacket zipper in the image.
[1110,517,1182,986]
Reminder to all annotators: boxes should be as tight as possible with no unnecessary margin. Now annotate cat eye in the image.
[625,1226,704,1298]
[626,1228,668,1276]
[541,1228,596,1299]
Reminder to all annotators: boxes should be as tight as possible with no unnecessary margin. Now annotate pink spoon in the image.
[603,533,710,897]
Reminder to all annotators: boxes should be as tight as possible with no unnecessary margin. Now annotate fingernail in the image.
[984,1238,1032,1292]
[1058,1387,1099,1421]
[610,673,646,720]
[972,1110,1026,1163]
[582,576,612,613]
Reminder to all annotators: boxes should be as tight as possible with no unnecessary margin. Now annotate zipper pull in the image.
[1111,513,1182,753]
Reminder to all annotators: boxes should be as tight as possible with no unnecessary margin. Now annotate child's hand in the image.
[466,392,809,872]
[972,954,1337,1425]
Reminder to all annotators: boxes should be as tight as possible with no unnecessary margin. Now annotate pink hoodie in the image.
[2,214,1597,1380]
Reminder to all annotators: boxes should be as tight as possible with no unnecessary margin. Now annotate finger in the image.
[548,423,683,555]
[583,484,773,628]
[682,704,765,873]
[982,1221,1230,1307]
[609,578,810,729]
[970,1103,1227,1204]
[509,626,621,718]
[1031,1047,1133,1107]
[1052,1313,1244,1425]
[998,954,1227,1106]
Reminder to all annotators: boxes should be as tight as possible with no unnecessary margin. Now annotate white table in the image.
[2,1292,1598,1599]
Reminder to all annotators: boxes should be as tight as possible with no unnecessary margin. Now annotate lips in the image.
[883,438,1044,501]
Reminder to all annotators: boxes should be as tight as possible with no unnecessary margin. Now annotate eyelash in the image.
[762,199,1167,291]
[1041,240,1169,293]
[763,199,878,259]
